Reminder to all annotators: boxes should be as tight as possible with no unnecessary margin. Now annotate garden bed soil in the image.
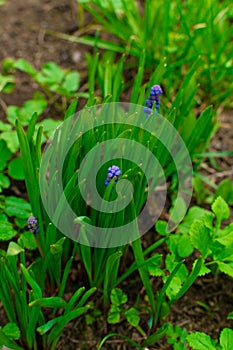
[0,1,233,349]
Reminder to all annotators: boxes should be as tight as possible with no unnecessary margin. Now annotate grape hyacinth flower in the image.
[144,84,163,117]
[105,165,122,186]
[28,216,39,234]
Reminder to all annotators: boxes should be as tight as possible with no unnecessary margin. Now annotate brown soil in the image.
[0,1,233,350]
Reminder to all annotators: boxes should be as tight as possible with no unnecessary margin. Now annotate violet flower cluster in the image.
[144,84,163,117]
[28,216,39,234]
[105,165,122,186]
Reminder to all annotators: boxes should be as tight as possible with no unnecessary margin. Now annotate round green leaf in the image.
[107,305,120,324]
[3,322,21,340]
[0,221,17,241]
[0,121,12,132]
[110,288,127,306]
[0,139,12,171]
[18,231,37,250]
[124,307,140,327]
[0,173,10,189]
[177,234,194,258]
[1,130,19,153]
[5,196,31,219]
[8,157,25,180]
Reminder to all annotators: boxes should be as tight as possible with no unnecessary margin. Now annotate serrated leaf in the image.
[148,264,164,277]
[0,221,17,241]
[147,253,164,277]
[7,242,24,256]
[215,179,233,205]
[177,234,194,258]
[2,323,20,340]
[190,220,211,257]
[215,230,233,247]
[110,288,127,306]
[217,262,233,277]
[178,206,212,234]
[107,305,120,323]
[203,212,214,230]
[124,307,140,327]
[220,328,233,350]
[214,247,233,261]
[187,332,216,350]
[165,276,182,300]
[192,259,211,276]
[212,196,230,226]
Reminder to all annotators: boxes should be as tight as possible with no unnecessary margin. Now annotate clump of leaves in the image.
[0,195,35,247]
[108,288,145,336]
[158,196,233,278]
[187,328,233,350]
[13,59,82,99]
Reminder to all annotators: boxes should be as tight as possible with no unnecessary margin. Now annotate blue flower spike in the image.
[144,84,163,117]
[28,216,39,234]
[105,165,122,186]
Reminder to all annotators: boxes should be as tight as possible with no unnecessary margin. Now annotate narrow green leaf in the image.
[20,264,42,299]
[29,297,67,309]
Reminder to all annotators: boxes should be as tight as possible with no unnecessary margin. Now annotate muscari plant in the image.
[15,75,213,337]
[0,241,95,350]
[159,195,233,279]
[0,170,96,350]
[9,41,221,347]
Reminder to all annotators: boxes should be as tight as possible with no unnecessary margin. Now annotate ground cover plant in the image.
[0,0,233,349]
